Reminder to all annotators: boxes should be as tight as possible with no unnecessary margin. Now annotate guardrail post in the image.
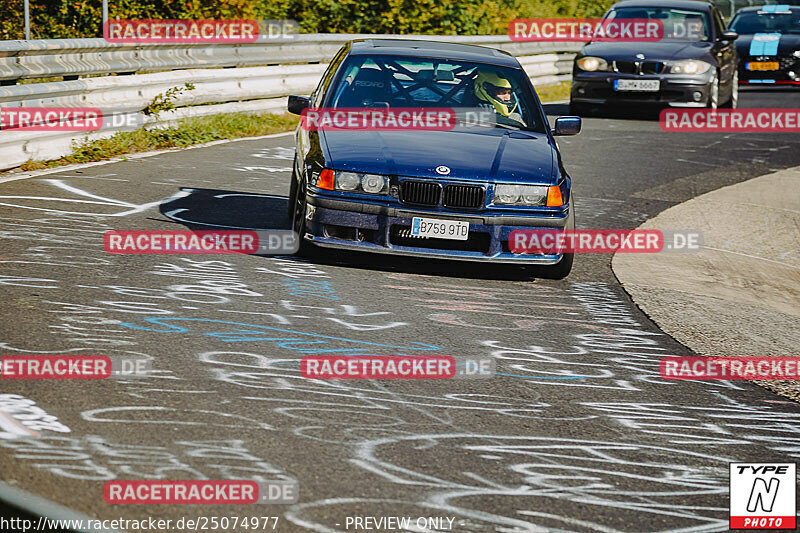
[24,0,31,40]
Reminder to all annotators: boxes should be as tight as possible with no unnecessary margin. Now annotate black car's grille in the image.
[641,61,664,74]
[400,181,441,206]
[613,60,636,74]
[613,60,664,74]
[443,184,484,209]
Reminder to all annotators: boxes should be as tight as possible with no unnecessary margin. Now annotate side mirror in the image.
[554,116,581,136]
[288,95,311,115]
[720,30,738,41]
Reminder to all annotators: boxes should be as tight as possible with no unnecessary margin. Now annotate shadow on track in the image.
[543,101,664,121]
[157,187,288,230]
[157,187,549,282]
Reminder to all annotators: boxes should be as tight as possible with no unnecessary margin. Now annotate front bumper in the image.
[303,194,572,264]
[738,56,800,84]
[571,71,714,107]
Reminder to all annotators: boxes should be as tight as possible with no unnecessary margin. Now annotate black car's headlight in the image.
[667,60,712,75]
[576,56,611,72]
[793,50,800,59]
[334,171,389,194]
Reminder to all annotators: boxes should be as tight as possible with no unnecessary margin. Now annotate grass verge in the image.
[536,81,571,104]
[11,85,572,174]
[16,112,300,172]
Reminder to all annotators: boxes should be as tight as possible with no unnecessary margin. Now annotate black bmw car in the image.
[287,39,581,278]
[729,4,800,86]
[570,0,739,112]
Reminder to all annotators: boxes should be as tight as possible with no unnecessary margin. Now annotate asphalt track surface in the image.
[1,88,799,533]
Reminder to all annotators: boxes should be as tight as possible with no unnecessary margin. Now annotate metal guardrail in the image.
[0,34,582,83]
[0,35,582,171]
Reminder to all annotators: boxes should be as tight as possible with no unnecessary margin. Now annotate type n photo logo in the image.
[730,463,796,529]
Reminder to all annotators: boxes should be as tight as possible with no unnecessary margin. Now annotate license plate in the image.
[747,61,779,71]
[410,217,469,240]
[614,79,660,92]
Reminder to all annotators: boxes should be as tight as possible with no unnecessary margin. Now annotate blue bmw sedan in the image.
[287,39,581,278]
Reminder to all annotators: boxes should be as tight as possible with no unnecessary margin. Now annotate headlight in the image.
[793,50,800,58]
[576,56,610,72]
[668,60,712,75]
[493,184,548,206]
[335,171,360,191]
[361,173,389,194]
[333,170,389,194]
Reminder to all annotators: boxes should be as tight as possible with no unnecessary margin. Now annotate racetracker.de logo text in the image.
[509,18,664,42]
[0,108,102,132]
[300,108,461,131]
[661,109,800,132]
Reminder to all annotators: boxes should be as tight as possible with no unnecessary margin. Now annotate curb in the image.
[612,166,800,401]
[0,481,125,533]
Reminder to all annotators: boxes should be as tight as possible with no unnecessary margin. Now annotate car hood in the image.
[320,129,556,185]
[581,40,714,61]
[735,33,800,56]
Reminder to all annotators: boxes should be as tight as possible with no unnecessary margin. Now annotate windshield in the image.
[730,11,800,34]
[325,54,547,133]
[605,7,711,41]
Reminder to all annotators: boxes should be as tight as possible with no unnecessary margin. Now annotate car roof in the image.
[347,39,521,68]
[610,0,714,11]
[733,5,800,13]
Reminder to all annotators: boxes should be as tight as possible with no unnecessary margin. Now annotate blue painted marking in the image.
[749,33,781,56]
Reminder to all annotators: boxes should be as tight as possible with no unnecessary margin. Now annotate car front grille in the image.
[390,225,490,253]
[443,184,484,209]
[641,61,664,74]
[613,60,664,74]
[399,181,441,207]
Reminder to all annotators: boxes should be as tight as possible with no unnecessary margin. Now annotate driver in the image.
[472,71,525,126]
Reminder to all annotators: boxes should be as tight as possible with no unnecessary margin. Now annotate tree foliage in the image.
[1,0,617,40]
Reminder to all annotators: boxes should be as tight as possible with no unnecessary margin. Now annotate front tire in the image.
[531,192,575,279]
[291,177,312,256]
[706,72,720,109]
[287,170,298,221]
[721,69,738,108]
[537,252,574,279]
